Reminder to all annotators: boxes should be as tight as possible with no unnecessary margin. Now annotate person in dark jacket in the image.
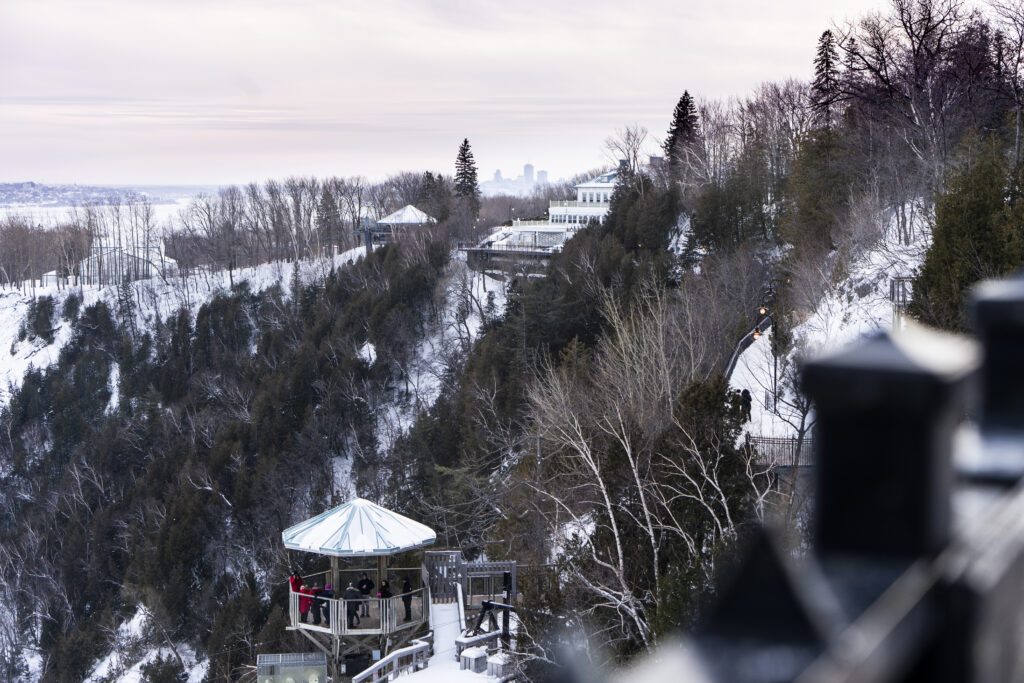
[378,580,394,626]
[343,582,362,628]
[320,584,335,626]
[357,572,375,618]
[401,577,413,622]
[740,389,752,423]
[311,583,325,625]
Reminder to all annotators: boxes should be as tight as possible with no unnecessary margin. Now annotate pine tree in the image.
[454,138,481,216]
[811,30,841,129]
[663,91,700,178]
[910,137,1024,331]
[314,186,340,253]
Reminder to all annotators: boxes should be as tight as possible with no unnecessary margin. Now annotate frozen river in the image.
[1,201,190,230]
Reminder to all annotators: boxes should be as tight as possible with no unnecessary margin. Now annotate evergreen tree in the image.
[663,91,700,178]
[779,128,849,255]
[314,185,341,253]
[910,137,1024,331]
[811,30,841,129]
[418,171,453,222]
[454,138,481,217]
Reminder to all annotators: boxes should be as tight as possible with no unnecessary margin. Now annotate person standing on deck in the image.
[299,584,314,623]
[378,580,394,628]
[357,572,375,618]
[320,584,334,626]
[401,577,413,622]
[311,583,324,625]
[344,583,362,628]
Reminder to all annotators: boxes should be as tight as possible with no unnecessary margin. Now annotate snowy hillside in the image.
[3,248,510,683]
[730,206,932,440]
[0,248,367,406]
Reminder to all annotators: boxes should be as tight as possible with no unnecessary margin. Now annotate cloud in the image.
[0,0,887,184]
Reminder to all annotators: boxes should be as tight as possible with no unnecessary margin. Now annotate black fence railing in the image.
[890,275,914,308]
[745,434,813,468]
[565,274,1024,683]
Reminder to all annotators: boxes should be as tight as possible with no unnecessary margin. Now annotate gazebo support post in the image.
[377,555,385,598]
[330,555,339,594]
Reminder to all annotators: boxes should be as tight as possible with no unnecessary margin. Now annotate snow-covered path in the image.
[407,602,496,681]
[729,207,931,440]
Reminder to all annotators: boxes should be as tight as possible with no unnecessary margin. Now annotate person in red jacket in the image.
[289,570,303,595]
[299,585,314,623]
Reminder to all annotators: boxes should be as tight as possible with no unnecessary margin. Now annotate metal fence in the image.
[745,434,813,468]
[889,275,914,308]
[574,274,1024,683]
[424,551,518,606]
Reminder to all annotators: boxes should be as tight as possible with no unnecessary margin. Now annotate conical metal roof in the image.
[377,204,436,226]
[282,498,437,557]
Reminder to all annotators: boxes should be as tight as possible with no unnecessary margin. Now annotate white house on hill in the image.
[77,244,178,286]
[547,170,617,227]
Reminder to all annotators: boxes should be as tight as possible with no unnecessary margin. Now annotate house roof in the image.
[377,205,437,226]
[281,498,437,557]
[576,171,619,189]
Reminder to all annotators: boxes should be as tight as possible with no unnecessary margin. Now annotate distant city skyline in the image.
[1,0,888,186]
[482,163,552,197]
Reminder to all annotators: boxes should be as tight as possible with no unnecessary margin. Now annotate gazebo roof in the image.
[282,498,437,557]
[377,205,436,226]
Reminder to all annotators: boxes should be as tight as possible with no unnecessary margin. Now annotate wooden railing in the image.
[548,200,610,209]
[351,638,431,682]
[287,587,426,637]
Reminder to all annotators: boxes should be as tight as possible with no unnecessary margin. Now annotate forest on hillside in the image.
[5,0,1024,680]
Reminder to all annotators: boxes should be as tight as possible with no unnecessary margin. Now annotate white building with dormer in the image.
[547,170,617,228]
[464,169,620,268]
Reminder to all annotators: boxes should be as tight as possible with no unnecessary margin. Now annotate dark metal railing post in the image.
[801,328,978,558]
[934,278,1024,683]
[969,276,1024,462]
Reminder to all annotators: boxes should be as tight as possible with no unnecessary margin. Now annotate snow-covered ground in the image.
[730,206,932,440]
[409,602,496,682]
[83,607,207,683]
[0,247,365,406]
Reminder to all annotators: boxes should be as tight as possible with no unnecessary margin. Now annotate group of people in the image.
[289,570,416,629]
[289,572,335,626]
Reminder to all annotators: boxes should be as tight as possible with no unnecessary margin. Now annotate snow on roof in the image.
[377,204,437,226]
[575,171,618,189]
[282,497,437,557]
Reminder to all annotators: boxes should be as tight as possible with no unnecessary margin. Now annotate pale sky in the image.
[0,0,886,186]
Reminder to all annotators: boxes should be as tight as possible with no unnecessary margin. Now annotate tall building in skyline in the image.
[524,163,534,183]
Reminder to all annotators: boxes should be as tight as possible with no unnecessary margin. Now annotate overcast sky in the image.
[0,0,887,186]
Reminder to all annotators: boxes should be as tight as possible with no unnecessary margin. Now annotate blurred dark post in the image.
[938,277,1024,682]
[802,328,978,558]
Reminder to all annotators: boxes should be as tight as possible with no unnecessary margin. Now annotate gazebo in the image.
[281,499,436,665]
[365,205,437,247]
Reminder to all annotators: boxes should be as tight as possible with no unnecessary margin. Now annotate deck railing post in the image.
[970,277,1024,447]
[802,327,979,558]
